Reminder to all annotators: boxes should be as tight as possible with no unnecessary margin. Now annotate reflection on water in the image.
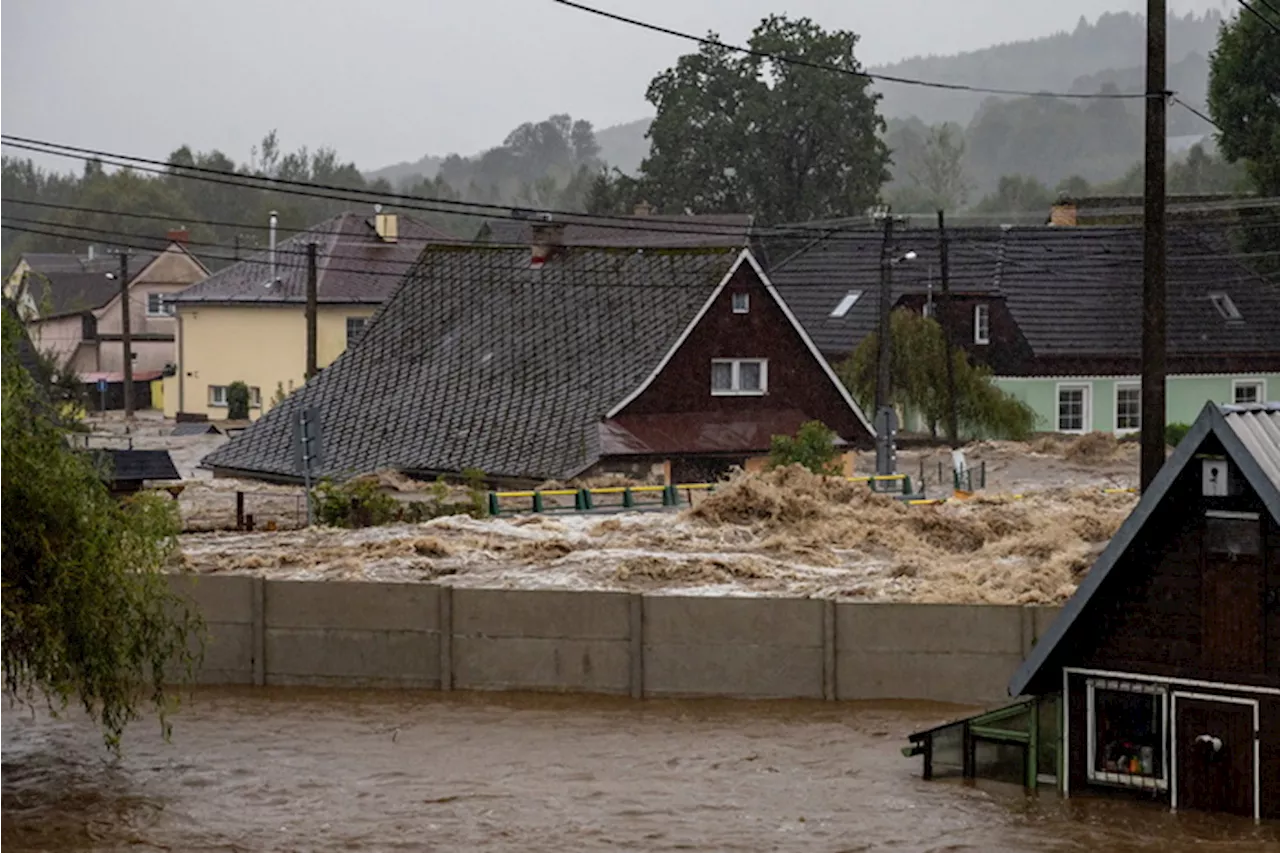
[3,688,1275,852]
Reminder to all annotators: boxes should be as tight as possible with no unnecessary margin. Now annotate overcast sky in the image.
[2,0,1223,172]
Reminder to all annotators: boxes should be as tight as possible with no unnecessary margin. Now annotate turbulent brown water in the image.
[3,688,1275,852]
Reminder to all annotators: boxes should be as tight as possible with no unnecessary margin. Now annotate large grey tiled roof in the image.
[172,213,457,305]
[760,226,1005,359]
[202,245,738,481]
[762,223,1280,361]
[18,251,160,318]
[475,213,753,248]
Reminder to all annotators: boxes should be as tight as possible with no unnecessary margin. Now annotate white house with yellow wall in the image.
[167,211,455,419]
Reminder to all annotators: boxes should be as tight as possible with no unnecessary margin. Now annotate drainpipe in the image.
[268,210,279,283]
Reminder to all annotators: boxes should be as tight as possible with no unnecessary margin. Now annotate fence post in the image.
[902,475,913,496]
[487,493,500,516]
[582,488,594,511]
[235,491,245,530]
[623,487,634,509]
[532,492,544,513]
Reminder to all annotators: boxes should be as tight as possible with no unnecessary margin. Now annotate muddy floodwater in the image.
[3,689,1275,852]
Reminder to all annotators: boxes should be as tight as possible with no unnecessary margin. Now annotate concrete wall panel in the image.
[266,581,438,631]
[452,637,630,693]
[265,628,439,687]
[837,650,1023,704]
[451,588,630,639]
[837,603,1023,655]
[644,595,824,647]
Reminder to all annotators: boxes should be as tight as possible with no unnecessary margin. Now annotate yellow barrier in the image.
[675,483,714,491]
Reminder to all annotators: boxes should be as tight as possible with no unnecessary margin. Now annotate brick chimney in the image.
[530,216,565,267]
[167,227,190,244]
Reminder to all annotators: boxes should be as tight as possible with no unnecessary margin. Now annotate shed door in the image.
[1201,513,1264,671]
[1174,696,1255,817]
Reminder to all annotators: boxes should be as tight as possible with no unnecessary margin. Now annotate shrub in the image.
[1165,422,1192,448]
[226,380,251,420]
[312,478,399,528]
[768,420,842,476]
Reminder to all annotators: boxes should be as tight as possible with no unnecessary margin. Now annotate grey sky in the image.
[2,0,1222,172]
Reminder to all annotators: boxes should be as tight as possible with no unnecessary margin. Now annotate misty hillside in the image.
[367,153,443,186]
[869,10,1221,125]
[595,118,653,176]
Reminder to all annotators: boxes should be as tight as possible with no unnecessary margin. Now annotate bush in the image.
[226,380,251,420]
[768,420,842,476]
[312,478,399,528]
[1165,422,1192,448]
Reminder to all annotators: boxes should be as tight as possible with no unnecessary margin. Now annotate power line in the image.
[1236,0,1280,35]
[1171,96,1223,132]
[547,0,1156,101]
[1253,0,1280,20]
[3,135,806,240]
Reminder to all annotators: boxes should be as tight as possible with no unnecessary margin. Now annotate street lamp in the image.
[875,242,917,477]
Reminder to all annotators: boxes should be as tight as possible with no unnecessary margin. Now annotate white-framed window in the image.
[973,304,990,344]
[731,292,750,314]
[1209,292,1241,321]
[1232,378,1265,406]
[1086,678,1168,792]
[208,385,228,407]
[346,316,367,344]
[1115,383,1141,432]
[1057,383,1091,433]
[146,293,174,316]
[249,386,262,409]
[711,358,767,396]
[830,290,863,318]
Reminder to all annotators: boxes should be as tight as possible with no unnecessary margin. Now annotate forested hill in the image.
[868,10,1222,126]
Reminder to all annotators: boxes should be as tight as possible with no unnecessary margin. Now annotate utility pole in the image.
[305,241,318,380]
[1140,0,1167,492]
[875,213,897,476]
[119,251,134,418]
[937,210,959,447]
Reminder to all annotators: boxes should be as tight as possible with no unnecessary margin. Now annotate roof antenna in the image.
[267,210,279,286]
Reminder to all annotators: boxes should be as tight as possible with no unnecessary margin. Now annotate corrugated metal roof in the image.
[1222,402,1280,495]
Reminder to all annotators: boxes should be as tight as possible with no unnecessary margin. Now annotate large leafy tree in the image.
[641,15,889,223]
[837,309,1036,441]
[1208,6,1280,195]
[2,310,201,748]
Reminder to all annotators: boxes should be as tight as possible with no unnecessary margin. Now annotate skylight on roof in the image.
[830,290,863,318]
[1209,292,1242,321]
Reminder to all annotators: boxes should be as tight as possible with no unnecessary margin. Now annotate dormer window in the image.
[830,290,863,318]
[732,292,750,314]
[974,304,991,345]
[1209,292,1241,321]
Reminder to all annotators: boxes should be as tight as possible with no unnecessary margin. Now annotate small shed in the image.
[91,449,181,496]
[907,402,1279,822]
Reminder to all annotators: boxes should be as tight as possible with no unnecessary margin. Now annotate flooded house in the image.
[907,401,1279,821]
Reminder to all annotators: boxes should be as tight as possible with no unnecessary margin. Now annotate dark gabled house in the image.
[91,449,182,496]
[201,225,872,485]
[907,402,1279,820]
[762,224,1280,435]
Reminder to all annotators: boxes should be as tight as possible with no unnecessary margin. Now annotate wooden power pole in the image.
[937,210,959,447]
[305,241,318,380]
[1140,0,1167,491]
[119,251,134,418]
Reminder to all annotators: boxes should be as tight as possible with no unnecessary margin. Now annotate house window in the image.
[711,358,767,396]
[1115,384,1141,432]
[249,386,262,409]
[146,293,174,316]
[1205,510,1261,557]
[830,290,863,318]
[208,385,228,407]
[1086,679,1168,791]
[731,293,750,314]
[1057,384,1090,433]
[973,304,990,344]
[1209,292,1241,321]
[346,316,367,345]
[1232,379,1264,406]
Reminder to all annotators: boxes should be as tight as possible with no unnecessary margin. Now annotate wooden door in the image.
[1201,514,1264,671]
[1175,696,1256,817]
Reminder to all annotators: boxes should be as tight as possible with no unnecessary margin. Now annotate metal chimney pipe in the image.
[268,210,279,283]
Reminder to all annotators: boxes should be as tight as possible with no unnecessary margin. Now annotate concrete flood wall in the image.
[171,575,1061,705]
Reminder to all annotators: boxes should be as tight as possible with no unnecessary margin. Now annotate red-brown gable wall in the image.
[617,262,872,445]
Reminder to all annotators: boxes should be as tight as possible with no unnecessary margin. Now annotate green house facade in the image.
[996,373,1277,434]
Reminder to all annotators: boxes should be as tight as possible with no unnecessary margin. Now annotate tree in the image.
[907,123,971,211]
[970,174,1055,216]
[2,310,201,749]
[226,380,251,420]
[768,420,842,475]
[641,15,889,223]
[837,309,1036,440]
[1208,6,1280,195]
